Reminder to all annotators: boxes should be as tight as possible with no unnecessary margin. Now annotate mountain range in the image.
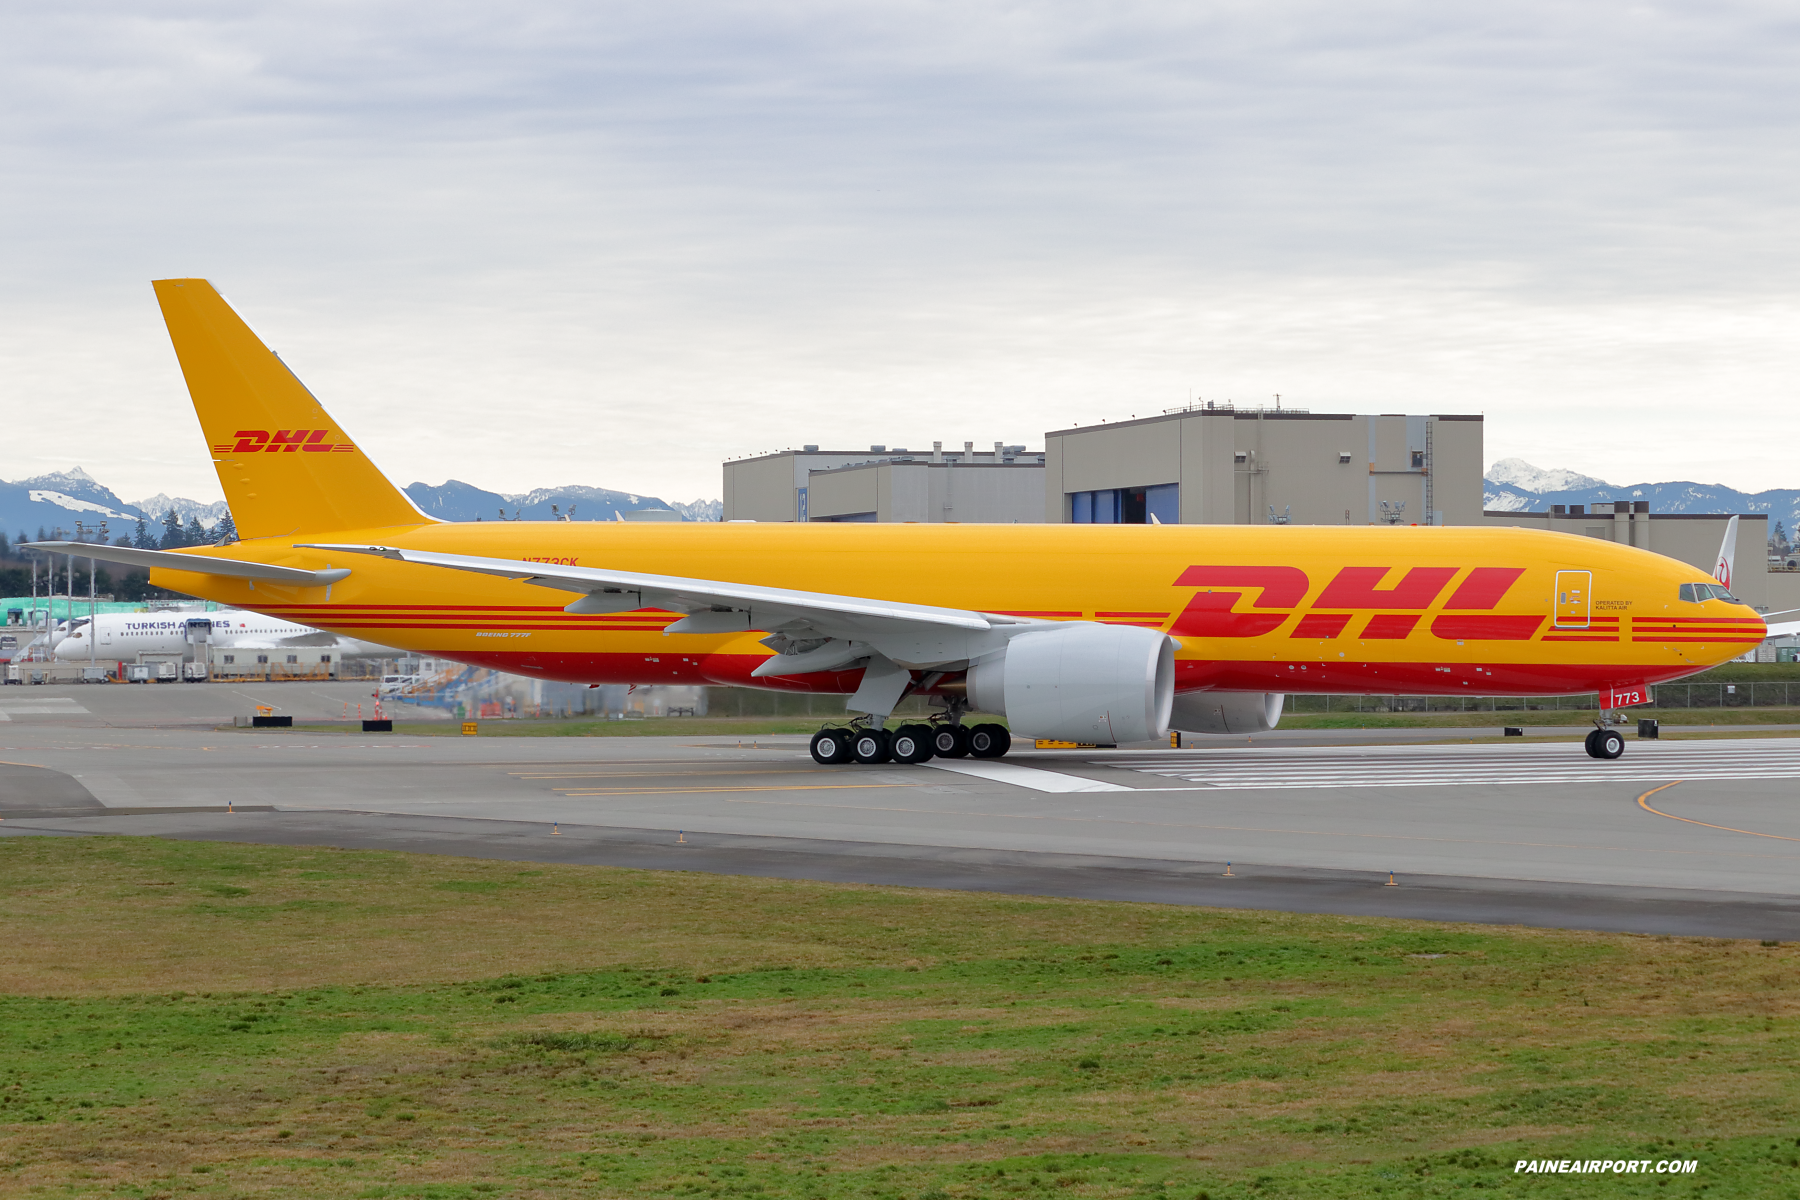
[400,481,720,524]
[0,469,722,545]
[8,460,1789,546]
[1482,458,1800,537]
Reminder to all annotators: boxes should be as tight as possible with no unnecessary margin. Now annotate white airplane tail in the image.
[1713,515,1739,590]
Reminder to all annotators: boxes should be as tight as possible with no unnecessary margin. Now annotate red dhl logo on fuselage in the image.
[212,429,357,454]
[1174,565,1544,641]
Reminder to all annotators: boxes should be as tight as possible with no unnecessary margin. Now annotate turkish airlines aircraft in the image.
[37,280,1765,766]
[50,609,396,662]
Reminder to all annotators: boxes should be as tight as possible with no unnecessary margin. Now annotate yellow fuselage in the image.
[150,520,1761,697]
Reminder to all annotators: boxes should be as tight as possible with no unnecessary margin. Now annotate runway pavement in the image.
[2,684,1797,937]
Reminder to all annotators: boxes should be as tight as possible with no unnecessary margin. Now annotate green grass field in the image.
[0,837,1794,1197]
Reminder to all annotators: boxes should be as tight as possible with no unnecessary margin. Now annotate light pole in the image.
[73,522,98,674]
[91,522,107,673]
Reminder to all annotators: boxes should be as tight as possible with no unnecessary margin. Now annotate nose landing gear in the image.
[1584,724,1625,759]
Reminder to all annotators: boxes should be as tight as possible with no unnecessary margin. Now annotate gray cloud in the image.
[2,1,1797,500]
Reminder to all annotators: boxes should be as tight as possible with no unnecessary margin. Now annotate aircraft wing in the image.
[298,542,1047,675]
[29,542,350,588]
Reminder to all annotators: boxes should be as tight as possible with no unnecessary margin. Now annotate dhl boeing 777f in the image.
[36,280,1765,765]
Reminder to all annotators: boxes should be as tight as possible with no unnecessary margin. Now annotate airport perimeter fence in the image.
[1286,682,1800,714]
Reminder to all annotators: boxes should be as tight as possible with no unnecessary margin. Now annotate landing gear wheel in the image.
[852,728,893,764]
[810,729,854,765]
[968,723,1011,759]
[931,724,971,758]
[1583,729,1601,757]
[1592,728,1625,759]
[889,724,935,764]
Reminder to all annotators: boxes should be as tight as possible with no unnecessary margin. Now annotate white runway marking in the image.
[0,698,90,721]
[927,759,1133,792]
[1100,738,1800,790]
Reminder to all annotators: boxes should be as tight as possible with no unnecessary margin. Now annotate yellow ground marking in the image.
[1636,781,1800,842]
[0,758,50,769]
[551,783,917,796]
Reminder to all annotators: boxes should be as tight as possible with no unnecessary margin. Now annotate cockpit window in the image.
[1680,582,1740,603]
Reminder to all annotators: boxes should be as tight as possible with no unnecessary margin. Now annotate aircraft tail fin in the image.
[152,279,433,539]
[1713,514,1739,589]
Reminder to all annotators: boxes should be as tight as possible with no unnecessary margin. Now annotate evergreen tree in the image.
[213,512,237,543]
[0,532,9,559]
[15,530,25,547]
[133,516,154,549]
[36,525,47,542]
[159,510,184,549]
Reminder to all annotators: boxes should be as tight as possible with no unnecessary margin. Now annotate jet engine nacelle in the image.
[966,623,1175,744]
[1169,691,1285,735]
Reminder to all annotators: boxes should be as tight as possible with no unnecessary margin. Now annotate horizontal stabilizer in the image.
[28,542,350,587]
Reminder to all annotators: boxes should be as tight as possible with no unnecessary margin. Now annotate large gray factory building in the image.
[722,404,1790,615]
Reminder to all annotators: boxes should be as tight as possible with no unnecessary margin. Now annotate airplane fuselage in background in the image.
[51,609,396,662]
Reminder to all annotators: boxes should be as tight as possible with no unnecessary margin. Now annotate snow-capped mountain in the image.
[402,481,704,522]
[2,469,145,541]
[2,467,723,540]
[401,482,721,523]
[1485,458,1608,494]
[127,494,234,529]
[670,498,723,522]
[1483,460,1800,537]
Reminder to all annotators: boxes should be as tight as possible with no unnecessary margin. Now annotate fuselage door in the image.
[1554,570,1592,629]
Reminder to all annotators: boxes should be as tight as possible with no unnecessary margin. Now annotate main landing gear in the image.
[808,716,1011,766]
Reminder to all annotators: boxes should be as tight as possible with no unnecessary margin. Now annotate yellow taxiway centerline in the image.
[1636,781,1800,842]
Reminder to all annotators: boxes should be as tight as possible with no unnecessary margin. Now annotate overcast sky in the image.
[3,1,1797,504]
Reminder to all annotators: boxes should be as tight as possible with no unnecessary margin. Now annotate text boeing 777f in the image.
[35,280,1764,766]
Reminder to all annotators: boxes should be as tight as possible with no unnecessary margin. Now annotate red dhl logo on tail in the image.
[212,430,357,454]
[1172,566,1544,641]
